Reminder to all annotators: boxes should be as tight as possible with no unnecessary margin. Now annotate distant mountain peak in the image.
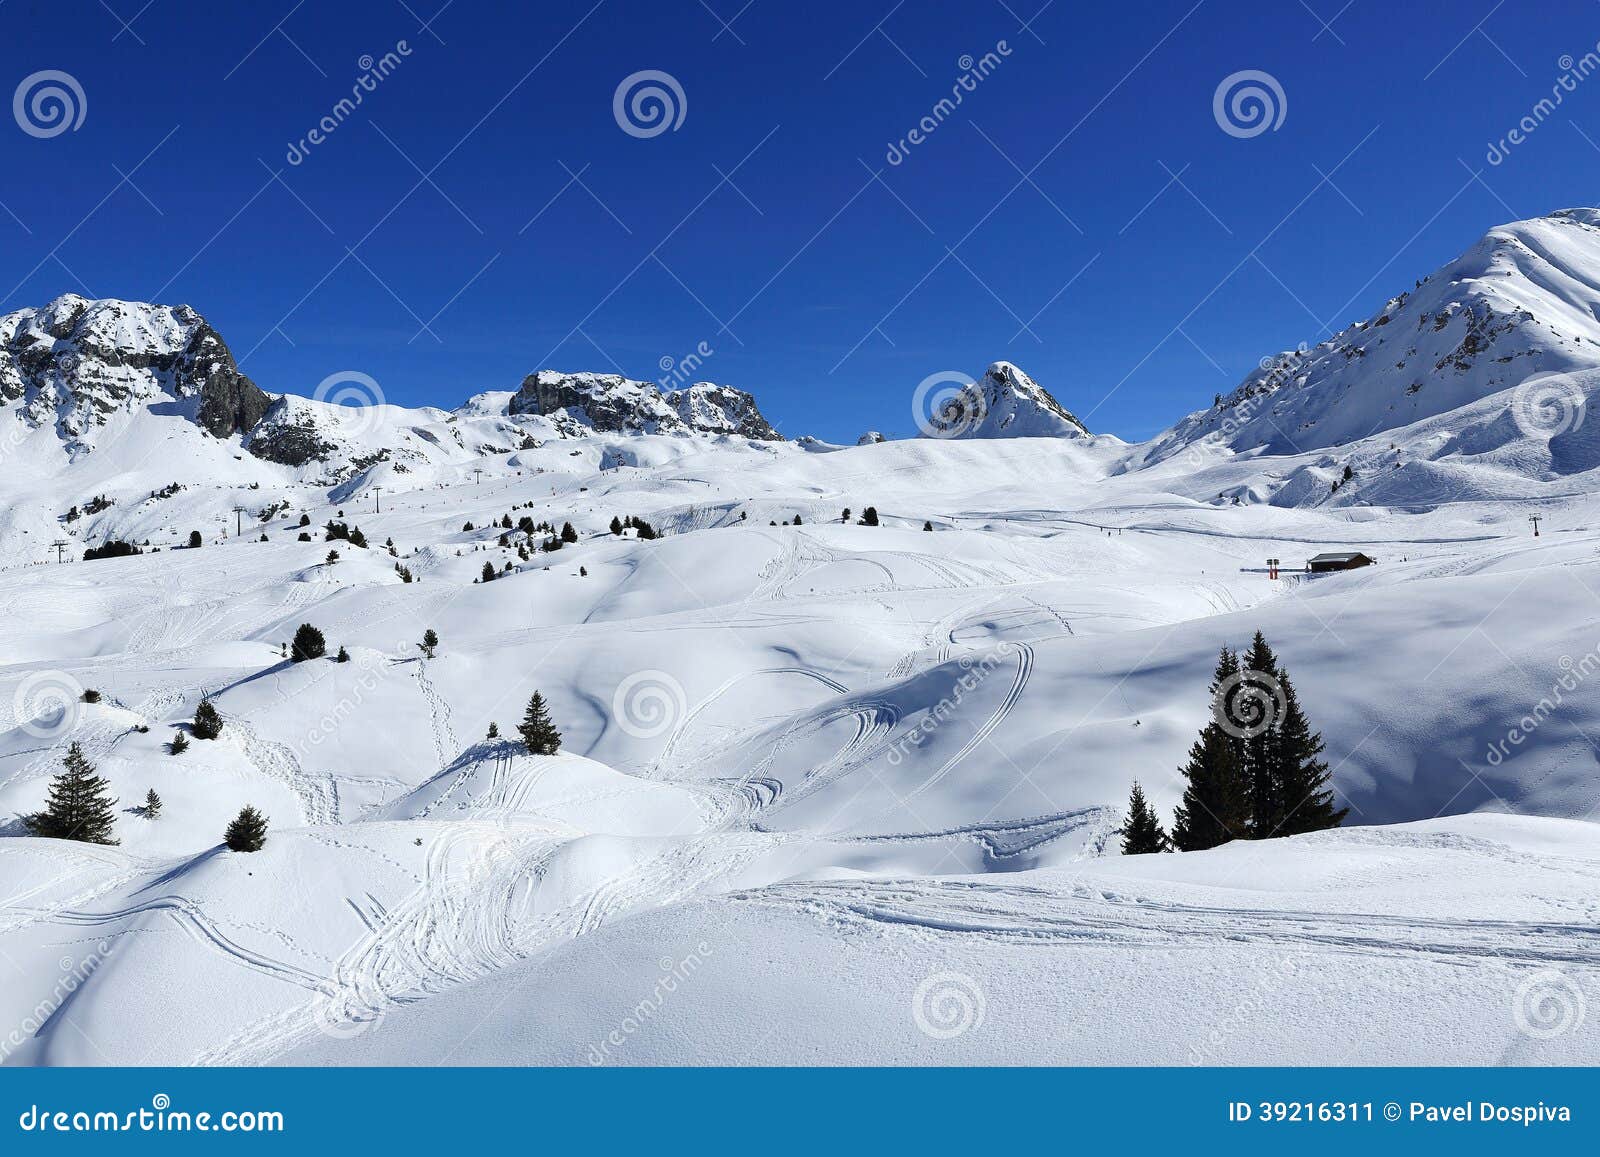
[507,370,783,441]
[919,361,1088,439]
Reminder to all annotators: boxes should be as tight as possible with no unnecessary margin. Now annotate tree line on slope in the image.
[1120,632,1348,855]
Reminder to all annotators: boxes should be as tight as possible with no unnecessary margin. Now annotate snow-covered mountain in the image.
[928,360,1090,439]
[0,295,271,451]
[1149,209,1600,468]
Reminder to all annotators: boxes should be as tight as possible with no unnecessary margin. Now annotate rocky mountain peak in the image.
[921,361,1088,439]
[0,295,272,448]
[1147,209,1600,463]
[507,370,782,441]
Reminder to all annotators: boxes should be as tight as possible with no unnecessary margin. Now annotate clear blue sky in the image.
[4,0,1599,442]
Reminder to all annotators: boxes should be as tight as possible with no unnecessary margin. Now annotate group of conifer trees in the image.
[24,741,268,852]
[1121,632,1347,855]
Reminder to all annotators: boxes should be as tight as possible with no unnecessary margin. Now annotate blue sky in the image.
[4,0,1600,442]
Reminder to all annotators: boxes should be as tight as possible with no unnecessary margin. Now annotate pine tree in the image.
[1170,724,1250,851]
[223,806,268,852]
[192,698,223,740]
[487,722,499,739]
[481,561,496,583]
[291,623,326,662]
[1119,781,1169,854]
[26,743,118,844]
[923,520,933,532]
[144,788,162,819]
[1265,669,1348,837]
[518,691,562,755]
[1171,646,1252,852]
[1239,631,1283,835]
[560,521,577,543]
[420,629,439,658]
[169,730,190,755]
[842,507,851,522]
[188,530,203,548]
[861,506,879,526]
[611,516,624,535]
[336,646,350,663]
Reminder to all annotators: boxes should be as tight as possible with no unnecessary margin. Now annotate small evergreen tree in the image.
[144,788,162,819]
[518,691,562,755]
[169,730,190,755]
[223,805,268,852]
[325,549,340,565]
[192,698,223,740]
[1119,781,1169,854]
[561,521,577,543]
[792,514,802,525]
[188,530,203,548]
[842,507,851,522]
[420,629,439,658]
[291,623,326,662]
[487,722,499,739]
[298,514,311,527]
[336,646,351,663]
[861,506,879,526]
[610,515,623,535]
[480,561,496,583]
[923,520,933,532]
[26,743,118,844]
[82,688,102,704]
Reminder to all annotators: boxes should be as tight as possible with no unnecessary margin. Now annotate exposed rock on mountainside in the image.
[508,370,783,440]
[0,296,272,449]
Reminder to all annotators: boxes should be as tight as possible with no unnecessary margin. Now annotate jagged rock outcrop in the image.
[0,295,273,449]
[508,370,782,440]
[245,396,339,467]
